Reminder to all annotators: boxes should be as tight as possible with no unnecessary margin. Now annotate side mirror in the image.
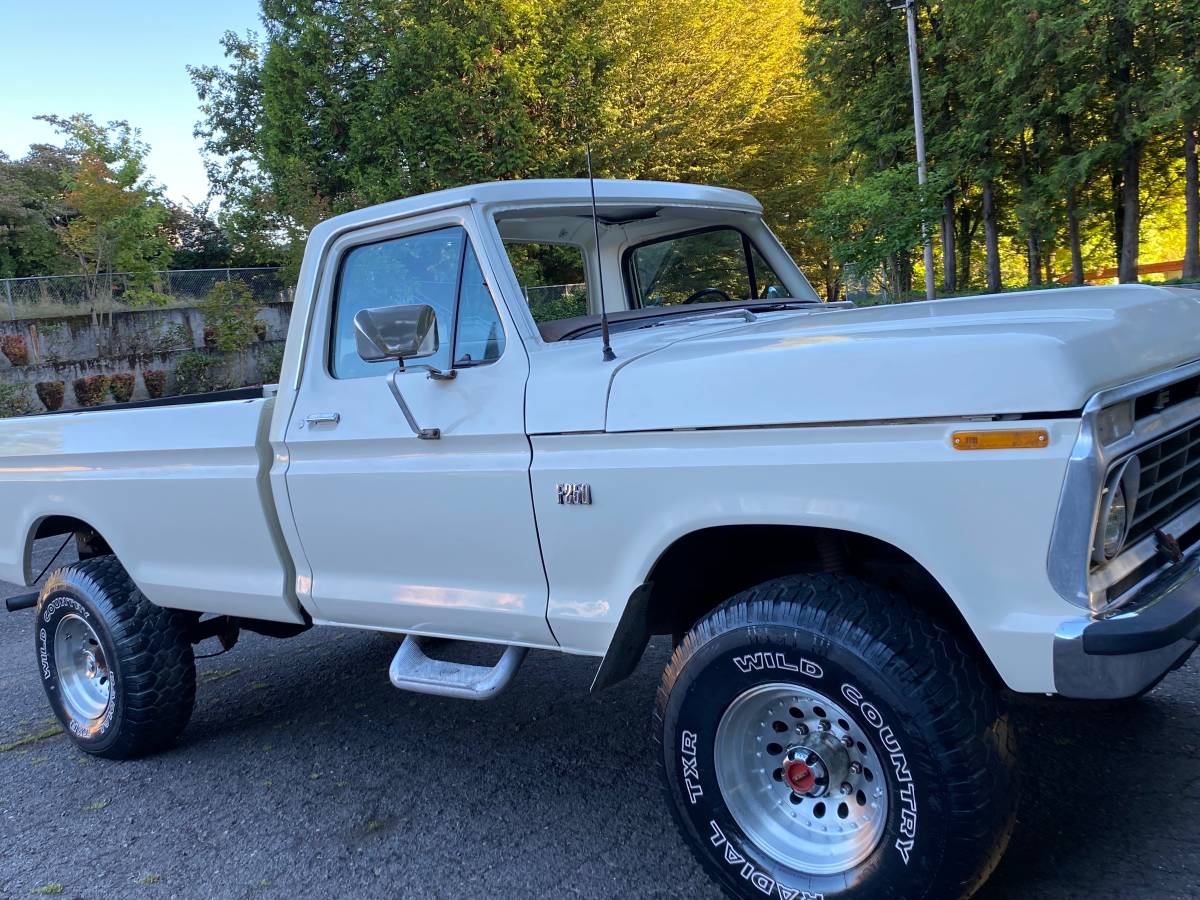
[353,304,439,363]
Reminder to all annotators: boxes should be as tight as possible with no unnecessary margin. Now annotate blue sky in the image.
[0,0,263,205]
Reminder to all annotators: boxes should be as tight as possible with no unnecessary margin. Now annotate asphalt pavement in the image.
[2,538,1199,899]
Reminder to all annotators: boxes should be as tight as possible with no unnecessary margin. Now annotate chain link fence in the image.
[0,268,291,321]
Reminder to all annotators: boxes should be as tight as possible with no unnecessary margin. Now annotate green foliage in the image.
[168,201,233,269]
[35,380,64,411]
[529,291,588,324]
[109,372,136,403]
[173,351,228,395]
[0,145,75,278]
[37,114,172,307]
[141,368,167,399]
[199,281,260,354]
[72,374,111,407]
[256,343,285,384]
[814,168,941,295]
[0,382,33,418]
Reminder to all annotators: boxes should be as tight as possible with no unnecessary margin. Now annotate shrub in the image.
[110,372,136,403]
[203,326,216,348]
[72,374,111,407]
[1,335,29,367]
[258,343,286,385]
[201,282,260,353]
[35,381,65,411]
[254,319,268,342]
[529,290,588,324]
[173,352,227,395]
[142,369,167,399]
[0,383,33,418]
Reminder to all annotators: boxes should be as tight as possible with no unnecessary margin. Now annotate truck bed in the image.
[0,393,301,623]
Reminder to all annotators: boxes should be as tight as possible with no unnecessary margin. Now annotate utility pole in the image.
[890,0,935,301]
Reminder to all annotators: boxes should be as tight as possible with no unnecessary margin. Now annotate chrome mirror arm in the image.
[407,364,457,382]
[387,368,441,440]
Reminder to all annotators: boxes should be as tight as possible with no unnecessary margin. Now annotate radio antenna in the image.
[587,147,616,362]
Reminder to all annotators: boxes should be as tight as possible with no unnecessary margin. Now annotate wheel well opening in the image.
[27,516,113,579]
[642,525,999,684]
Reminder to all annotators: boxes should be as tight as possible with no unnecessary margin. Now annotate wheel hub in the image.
[714,682,889,876]
[783,730,849,798]
[53,613,112,726]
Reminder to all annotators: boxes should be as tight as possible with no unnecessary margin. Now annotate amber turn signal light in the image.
[951,429,1049,451]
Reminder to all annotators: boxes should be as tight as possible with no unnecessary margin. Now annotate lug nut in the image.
[842,735,855,748]
[840,782,853,795]
[818,720,831,732]
[795,723,809,736]
[849,761,863,775]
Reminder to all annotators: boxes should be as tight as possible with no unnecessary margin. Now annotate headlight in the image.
[1093,456,1140,564]
[1101,482,1128,559]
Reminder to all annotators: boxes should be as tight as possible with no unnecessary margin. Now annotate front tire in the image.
[655,575,1016,900]
[36,556,196,759]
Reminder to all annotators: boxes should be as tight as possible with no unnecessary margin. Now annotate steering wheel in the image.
[681,287,733,305]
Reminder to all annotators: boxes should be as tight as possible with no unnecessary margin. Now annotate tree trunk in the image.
[1043,235,1056,285]
[1067,187,1085,284]
[1186,123,1199,279]
[1111,164,1126,276]
[982,178,1001,292]
[941,196,957,293]
[1118,143,1141,283]
[957,202,973,290]
[1027,232,1042,286]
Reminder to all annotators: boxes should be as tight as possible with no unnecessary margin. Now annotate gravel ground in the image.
[3,539,1199,899]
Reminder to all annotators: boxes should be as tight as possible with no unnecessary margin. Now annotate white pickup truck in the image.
[3,179,1199,900]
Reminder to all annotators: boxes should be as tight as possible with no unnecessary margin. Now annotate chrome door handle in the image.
[304,412,341,427]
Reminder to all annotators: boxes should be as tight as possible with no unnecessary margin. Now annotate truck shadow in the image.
[978,686,1196,897]
[181,630,1197,898]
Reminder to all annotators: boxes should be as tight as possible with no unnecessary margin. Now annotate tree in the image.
[0,145,75,278]
[199,280,261,385]
[38,114,172,312]
[167,201,233,270]
[191,0,600,269]
[1163,0,1200,279]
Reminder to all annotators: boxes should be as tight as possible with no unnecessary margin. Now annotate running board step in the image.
[388,636,527,700]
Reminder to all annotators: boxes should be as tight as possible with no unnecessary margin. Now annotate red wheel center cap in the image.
[783,759,816,793]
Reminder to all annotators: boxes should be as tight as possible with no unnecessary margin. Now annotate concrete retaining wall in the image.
[0,303,292,412]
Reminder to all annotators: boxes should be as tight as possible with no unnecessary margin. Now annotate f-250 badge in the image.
[556,482,593,505]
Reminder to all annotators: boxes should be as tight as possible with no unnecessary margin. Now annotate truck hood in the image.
[605,285,1200,431]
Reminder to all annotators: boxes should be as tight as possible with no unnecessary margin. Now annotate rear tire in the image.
[35,555,196,759]
[655,574,1017,900]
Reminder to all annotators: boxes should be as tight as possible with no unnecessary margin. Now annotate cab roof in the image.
[309,178,763,241]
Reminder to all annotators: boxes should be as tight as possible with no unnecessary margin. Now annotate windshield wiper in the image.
[745,300,818,312]
[636,308,759,330]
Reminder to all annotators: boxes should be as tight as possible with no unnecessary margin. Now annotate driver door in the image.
[281,212,555,647]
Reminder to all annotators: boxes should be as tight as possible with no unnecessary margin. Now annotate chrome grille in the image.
[1130,421,1200,545]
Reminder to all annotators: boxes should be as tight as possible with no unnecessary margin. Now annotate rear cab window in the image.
[627,227,786,308]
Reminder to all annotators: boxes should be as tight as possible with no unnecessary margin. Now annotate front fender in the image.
[532,419,1081,693]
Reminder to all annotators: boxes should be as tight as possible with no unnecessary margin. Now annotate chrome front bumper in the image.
[1053,553,1200,699]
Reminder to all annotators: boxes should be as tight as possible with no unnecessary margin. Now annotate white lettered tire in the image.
[36,556,196,759]
[655,575,1017,900]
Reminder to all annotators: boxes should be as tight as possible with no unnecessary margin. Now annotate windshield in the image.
[629,227,789,307]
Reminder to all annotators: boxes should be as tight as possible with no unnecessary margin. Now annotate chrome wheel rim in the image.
[714,682,888,875]
[53,613,112,724]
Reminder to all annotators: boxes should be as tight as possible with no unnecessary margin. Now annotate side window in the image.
[330,227,505,379]
[454,244,505,365]
[628,228,785,307]
[504,241,589,324]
